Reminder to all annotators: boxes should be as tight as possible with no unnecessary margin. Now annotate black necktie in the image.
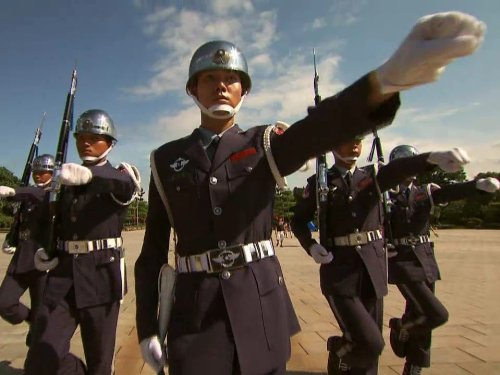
[345,171,352,190]
[206,136,220,161]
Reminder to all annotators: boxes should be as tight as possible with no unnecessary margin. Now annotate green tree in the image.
[416,167,467,186]
[274,189,296,221]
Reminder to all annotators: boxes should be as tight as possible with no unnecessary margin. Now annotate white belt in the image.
[177,240,275,274]
[393,235,431,246]
[59,237,123,254]
[333,230,383,247]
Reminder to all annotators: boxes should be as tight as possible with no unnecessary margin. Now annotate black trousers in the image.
[397,281,448,367]
[24,290,120,375]
[0,270,46,328]
[324,278,384,375]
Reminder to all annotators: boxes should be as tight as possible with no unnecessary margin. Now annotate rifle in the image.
[312,49,329,247]
[367,129,395,259]
[5,113,46,247]
[45,69,77,259]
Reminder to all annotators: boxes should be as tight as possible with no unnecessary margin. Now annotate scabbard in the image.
[158,263,176,346]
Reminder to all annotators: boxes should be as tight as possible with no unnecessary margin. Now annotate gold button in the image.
[355,245,361,251]
[221,270,231,280]
[278,276,284,285]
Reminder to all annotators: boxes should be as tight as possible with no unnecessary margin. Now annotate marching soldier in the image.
[387,145,500,375]
[24,110,140,375]
[290,137,471,375]
[134,11,484,375]
[0,154,54,346]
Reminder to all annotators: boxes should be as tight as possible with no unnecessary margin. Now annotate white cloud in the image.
[126,2,279,99]
[209,0,254,15]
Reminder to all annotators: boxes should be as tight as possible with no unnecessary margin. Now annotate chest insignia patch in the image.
[170,157,190,172]
[357,177,373,190]
[230,147,257,162]
[415,193,426,202]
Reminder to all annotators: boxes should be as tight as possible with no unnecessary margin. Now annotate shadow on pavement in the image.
[0,361,23,375]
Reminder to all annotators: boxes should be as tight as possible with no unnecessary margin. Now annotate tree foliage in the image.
[418,169,500,229]
[274,188,296,221]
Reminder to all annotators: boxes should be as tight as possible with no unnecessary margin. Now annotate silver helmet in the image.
[186,40,251,94]
[389,145,419,161]
[74,109,117,142]
[32,154,55,172]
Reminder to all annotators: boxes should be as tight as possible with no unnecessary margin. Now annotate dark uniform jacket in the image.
[291,154,432,299]
[6,187,47,275]
[135,75,400,375]
[43,162,134,309]
[388,180,478,284]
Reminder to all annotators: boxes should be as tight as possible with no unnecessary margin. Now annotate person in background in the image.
[24,109,140,375]
[0,154,54,346]
[387,145,500,375]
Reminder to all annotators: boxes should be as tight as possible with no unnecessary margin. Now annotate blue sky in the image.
[1,0,499,195]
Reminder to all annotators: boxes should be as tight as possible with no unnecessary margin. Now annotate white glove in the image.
[60,163,93,186]
[476,177,500,193]
[427,148,470,172]
[376,11,485,94]
[2,240,16,254]
[140,335,166,373]
[34,248,59,271]
[309,243,333,264]
[0,186,15,198]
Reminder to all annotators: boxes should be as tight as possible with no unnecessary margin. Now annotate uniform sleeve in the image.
[134,173,171,342]
[376,153,433,192]
[432,180,480,204]
[291,177,318,255]
[11,186,46,203]
[272,74,401,176]
[87,166,135,202]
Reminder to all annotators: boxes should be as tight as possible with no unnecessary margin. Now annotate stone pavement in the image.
[0,229,499,375]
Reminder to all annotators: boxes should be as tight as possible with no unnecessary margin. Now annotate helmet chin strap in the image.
[36,178,52,188]
[333,150,359,163]
[81,144,114,165]
[190,94,245,120]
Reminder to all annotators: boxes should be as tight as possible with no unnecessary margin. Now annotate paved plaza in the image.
[0,229,499,374]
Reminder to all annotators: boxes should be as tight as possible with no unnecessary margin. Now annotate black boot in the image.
[402,362,423,375]
[327,336,352,374]
[327,351,351,374]
[389,318,409,358]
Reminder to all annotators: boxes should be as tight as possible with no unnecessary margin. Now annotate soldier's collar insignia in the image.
[170,157,190,172]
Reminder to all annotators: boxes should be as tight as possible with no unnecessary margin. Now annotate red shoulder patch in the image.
[230,147,257,162]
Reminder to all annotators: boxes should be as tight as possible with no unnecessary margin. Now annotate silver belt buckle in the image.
[208,246,245,273]
[67,240,88,254]
[349,232,365,245]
